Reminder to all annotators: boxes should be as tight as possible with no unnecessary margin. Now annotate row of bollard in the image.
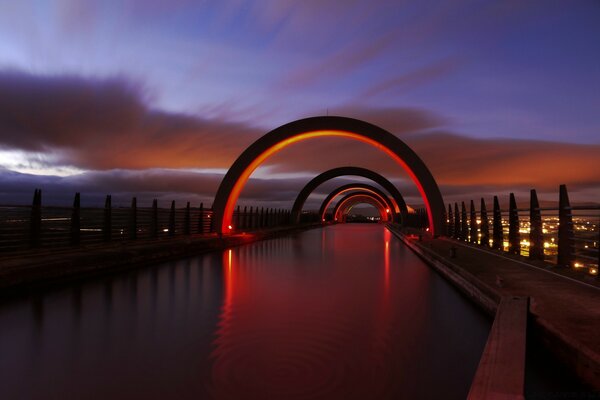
[232,205,292,231]
[26,190,291,248]
[446,185,590,269]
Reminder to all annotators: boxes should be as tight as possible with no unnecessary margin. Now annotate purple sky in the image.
[0,1,599,210]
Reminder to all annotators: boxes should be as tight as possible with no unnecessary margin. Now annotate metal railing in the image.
[443,185,599,278]
[0,190,294,253]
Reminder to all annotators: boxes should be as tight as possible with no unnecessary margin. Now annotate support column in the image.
[151,199,158,238]
[480,198,490,247]
[508,193,520,255]
[184,202,191,235]
[70,192,81,246]
[454,203,461,240]
[492,196,502,250]
[461,202,468,241]
[103,195,112,242]
[129,197,137,240]
[30,189,42,248]
[557,184,574,267]
[198,203,204,234]
[169,200,175,237]
[469,200,477,244]
[529,189,544,261]
[447,204,454,238]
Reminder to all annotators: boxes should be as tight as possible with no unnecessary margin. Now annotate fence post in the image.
[184,202,191,235]
[260,207,264,229]
[129,197,137,240]
[248,206,253,230]
[447,204,454,237]
[70,192,81,246]
[454,203,460,239]
[492,196,502,250]
[480,198,490,247]
[529,189,544,261]
[198,203,204,234]
[557,184,574,267]
[151,199,158,238]
[169,200,175,237]
[30,189,42,248]
[461,202,468,241]
[235,205,240,231]
[469,200,477,244]
[103,195,112,242]
[509,193,520,255]
[242,206,248,230]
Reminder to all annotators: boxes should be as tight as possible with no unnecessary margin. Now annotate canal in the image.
[0,224,492,399]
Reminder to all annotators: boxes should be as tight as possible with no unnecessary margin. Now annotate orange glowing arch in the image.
[319,183,396,222]
[333,192,390,222]
[212,116,445,235]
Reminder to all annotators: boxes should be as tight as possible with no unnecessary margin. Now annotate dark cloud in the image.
[0,70,261,170]
[0,70,598,207]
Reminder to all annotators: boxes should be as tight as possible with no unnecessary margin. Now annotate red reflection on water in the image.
[207,225,488,399]
[210,226,403,399]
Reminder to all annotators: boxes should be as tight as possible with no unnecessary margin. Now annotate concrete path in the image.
[412,233,600,390]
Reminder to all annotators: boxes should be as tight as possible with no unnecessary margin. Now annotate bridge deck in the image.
[411,233,600,390]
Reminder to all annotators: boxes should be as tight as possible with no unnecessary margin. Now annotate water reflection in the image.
[208,225,490,399]
[0,224,490,400]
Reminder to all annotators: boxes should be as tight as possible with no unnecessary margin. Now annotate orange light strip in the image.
[335,194,388,221]
[321,187,391,221]
[222,130,434,234]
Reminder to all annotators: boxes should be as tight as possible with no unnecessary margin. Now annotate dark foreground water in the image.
[0,224,492,399]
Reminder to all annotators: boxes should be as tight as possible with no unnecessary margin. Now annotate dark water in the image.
[0,224,491,399]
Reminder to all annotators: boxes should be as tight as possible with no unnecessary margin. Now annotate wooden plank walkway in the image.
[468,296,529,400]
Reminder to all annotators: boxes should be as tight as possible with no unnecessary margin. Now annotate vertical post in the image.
[169,200,175,237]
[454,203,461,239]
[461,202,468,241]
[103,195,112,242]
[249,206,254,230]
[184,202,191,235]
[557,184,574,267]
[447,204,454,237]
[529,189,544,261]
[480,198,490,247]
[151,199,158,238]
[243,206,248,230]
[29,189,42,248]
[235,205,240,231]
[198,202,204,234]
[70,192,81,246]
[508,193,520,255]
[469,200,477,244]
[129,197,137,240]
[260,207,264,229]
[492,196,502,250]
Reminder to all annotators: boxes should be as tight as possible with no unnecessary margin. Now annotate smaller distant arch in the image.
[291,166,408,224]
[319,183,396,222]
[332,192,389,222]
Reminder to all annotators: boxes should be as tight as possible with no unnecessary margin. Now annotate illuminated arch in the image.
[290,166,408,224]
[212,116,445,235]
[332,192,389,222]
[319,183,395,222]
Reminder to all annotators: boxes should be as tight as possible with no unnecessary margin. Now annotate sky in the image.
[0,0,599,211]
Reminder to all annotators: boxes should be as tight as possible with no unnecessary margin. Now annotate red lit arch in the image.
[319,183,396,222]
[333,193,389,222]
[212,116,445,235]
